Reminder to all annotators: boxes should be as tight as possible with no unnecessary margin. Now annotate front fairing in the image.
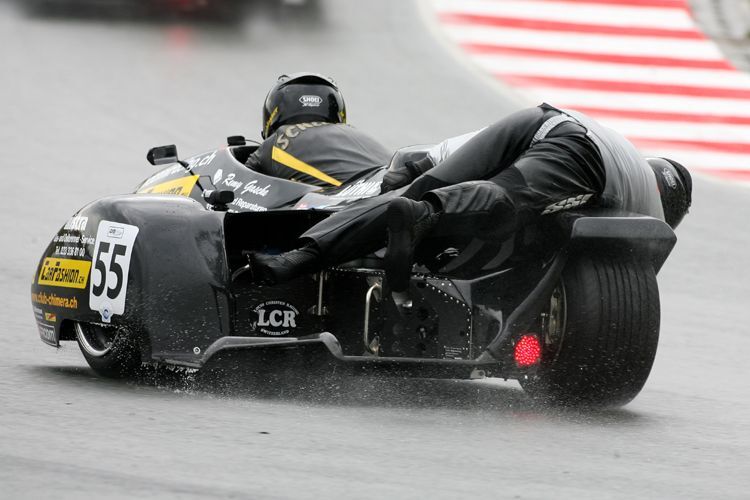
[135,147,320,212]
[30,142,389,349]
[135,146,389,213]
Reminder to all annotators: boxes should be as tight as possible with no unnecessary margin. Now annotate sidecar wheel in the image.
[520,255,660,407]
[75,322,142,378]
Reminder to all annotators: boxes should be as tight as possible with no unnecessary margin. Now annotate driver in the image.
[251,103,692,290]
[245,72,392,187]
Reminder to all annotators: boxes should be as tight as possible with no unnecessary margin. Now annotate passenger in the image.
[250,103,692,292]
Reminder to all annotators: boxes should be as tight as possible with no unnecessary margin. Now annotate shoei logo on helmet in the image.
[253,300,299,336]
[299,95,323,107]
[662,168,678,189]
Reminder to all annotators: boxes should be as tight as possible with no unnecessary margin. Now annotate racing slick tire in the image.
[75,322,142,378]
[520,255,660,407]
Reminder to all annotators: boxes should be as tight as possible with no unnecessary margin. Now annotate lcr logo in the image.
[253,300,299,336]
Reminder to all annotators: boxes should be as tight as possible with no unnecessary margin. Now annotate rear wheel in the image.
[75,322,142,378]
[520,254,660,407]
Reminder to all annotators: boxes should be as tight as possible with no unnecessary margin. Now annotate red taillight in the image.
[514,334,542,367]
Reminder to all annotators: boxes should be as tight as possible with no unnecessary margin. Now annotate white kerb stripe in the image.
[520,88,750,118]
[444,25,725,60]
[470,54,750,90]
[588,117,750,144]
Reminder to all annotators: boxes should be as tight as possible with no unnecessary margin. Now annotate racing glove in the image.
[380,156,434,193]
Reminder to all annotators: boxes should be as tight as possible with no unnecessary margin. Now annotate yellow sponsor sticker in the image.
[44,312,57,322]
[37,258,91,289]
[138,175,199,196]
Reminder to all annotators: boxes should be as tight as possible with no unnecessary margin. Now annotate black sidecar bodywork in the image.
[31,143,677,406]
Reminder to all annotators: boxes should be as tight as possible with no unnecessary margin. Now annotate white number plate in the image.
[89,221,140,322]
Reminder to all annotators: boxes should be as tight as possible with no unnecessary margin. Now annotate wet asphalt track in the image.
[1,1,750,498]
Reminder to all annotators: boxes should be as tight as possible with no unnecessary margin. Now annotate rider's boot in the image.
[384,197,440,293]
[249,242,321,285]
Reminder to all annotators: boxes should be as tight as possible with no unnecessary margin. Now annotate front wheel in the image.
[520,255,661,407]
[75,322,142,378]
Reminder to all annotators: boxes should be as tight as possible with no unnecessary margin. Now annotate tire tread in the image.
[520,254,660,406]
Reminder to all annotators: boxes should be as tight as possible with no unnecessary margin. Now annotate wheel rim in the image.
[75,322,115,358]
[543,284,567,362]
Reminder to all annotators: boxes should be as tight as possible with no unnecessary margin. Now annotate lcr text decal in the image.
[252,300,299,336]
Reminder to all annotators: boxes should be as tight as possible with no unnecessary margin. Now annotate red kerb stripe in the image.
[440,12,703,39]
[461,43,734,70]
[545,0,688,8]
[500,74,750,99]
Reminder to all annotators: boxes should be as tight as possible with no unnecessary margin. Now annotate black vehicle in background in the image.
[19,0,319,22]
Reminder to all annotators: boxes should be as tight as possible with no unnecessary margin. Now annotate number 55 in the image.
[92,242,127,300]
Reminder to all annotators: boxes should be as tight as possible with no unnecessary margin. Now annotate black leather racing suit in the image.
[245,122,392,188]
[300,103,665,265]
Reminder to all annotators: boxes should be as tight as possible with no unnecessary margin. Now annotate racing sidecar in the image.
[30,138,677,406]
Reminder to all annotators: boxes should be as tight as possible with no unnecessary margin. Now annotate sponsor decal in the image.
[54,233,82,244]
[222,173,244,191]
[89,221,140,323]
[240,180,270,198]
[37,258,91,289]
[662,168,678,189]
[63,216,88,232]
[53,216,95,258]
[37,323,56,345]
[230,198,268,212]
[213,168,223,184]
[252,300,299,336]
[274,121,328,151]
[33,306,44,321]
[221,175,273,200]
[52,243,87,258]
[299,95,323,107]
[443,345,469,360]
[138,175,199,196]
[107,226,124,239]
[44,312,57,322]
[186,150,217,169]
[31,291,79,310]
[542,193,593,215]
[335,179,380,198]
[140,164,184,188]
